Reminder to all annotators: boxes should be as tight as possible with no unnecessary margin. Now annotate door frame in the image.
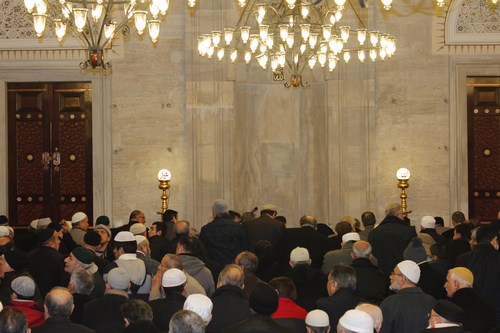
[449,60,500,220]
[0,63,113,223]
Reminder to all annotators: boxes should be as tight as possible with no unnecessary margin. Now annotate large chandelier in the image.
[23,0,198,69]
[197,0,396,88]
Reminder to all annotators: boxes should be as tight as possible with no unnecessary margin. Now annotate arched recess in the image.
[0,63,113,222]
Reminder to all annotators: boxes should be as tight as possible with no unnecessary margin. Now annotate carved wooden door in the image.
[7,82,93,227]
[467,77,500,222]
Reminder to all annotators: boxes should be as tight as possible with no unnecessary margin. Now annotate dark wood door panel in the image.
[467,78,500,222]
[7,82,93,227]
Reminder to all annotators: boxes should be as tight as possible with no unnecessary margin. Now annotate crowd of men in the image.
[0,203,499,333]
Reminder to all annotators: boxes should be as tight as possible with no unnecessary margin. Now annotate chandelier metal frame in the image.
[197,0,397,87]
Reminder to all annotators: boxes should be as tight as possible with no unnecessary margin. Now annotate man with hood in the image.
[176,236,215,296]
[103,231,150,300]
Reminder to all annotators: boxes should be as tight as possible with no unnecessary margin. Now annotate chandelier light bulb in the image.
[308,55,316,69]
[380,0,393,10]
[301,24,310,41]
[279,24,289,41]
[266,34,274,48]
[379,34,389,48]
[73,8,88,32]
[259,25,269,41]
[357,28,367,45]
[207,45,214,58]
[24,0,36,13]
[244,51,251,64]
[278,52,286,67]
[259,44,267,53]
[301,5,309,18]
[379,47,387,60]
[224,28,234,45]
[369,48,377,62]
[369,31,379,46]
[322,25,332,40]
[157,0,169,15]
[133,10,148,35]
[54,19,66,41]
[340,26,350,43]
[33,13,46,37]
[105,22,116,39]
[238,0,246,7]
[271,57,278,70]
[329,13,336,25]
[358,50,365,63]
[212,31,221,46]
[328,54,338,71]
[318,52,327,67]
[187,0,195,7]
[149,2,160,18]
[257,54,268,69]
[343,51,350,63]
[286,34,294,48]
[300,44,306,54]
[250,35,260,53]
[217,48,225,61]
[62,2,72,18]
[92,4,103,21]
[257,5,266,19]
[309,33,318,48]
[241,26,250,44]
[230,50,238,62]
[335,9,343,21]
[286,0,296,9]
[36,1,47,14]
[148,19,160,43]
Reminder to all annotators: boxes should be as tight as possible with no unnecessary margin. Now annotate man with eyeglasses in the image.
[368,203,417,275]
[379,260,435,333]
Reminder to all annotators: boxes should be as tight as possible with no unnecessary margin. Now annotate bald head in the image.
[44,287,74,318]
[217,264,244,288]
[175,220,190,236]
[352,241,372,259]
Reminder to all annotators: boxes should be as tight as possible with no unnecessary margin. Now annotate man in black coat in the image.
[368,203,417,275]
[207,265,252,333]
[350,240,389,304]
[32,287,95,333]
[26,229,65,298]
[242,204,284,252]
[315,265,362,328]
[225,283,292,333]
[455,225,500,323]
[199,199,248,265]
[277,215,330,273]
[422,299,470,332]
[81,267,130,333]
[286,247,328,311]
[148,268,187,331]
[445,267,497,333]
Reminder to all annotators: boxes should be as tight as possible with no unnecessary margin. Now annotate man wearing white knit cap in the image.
[337,309,374,333]
[380,260,435,333]
[70,212,89,245]
[419,216,446,245]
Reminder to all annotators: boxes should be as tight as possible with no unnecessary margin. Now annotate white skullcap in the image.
[339,309,374,333]
[305,309,330,327]
[290,247,310,263]
[397,260,421,284]
[71,212,87,224]
[184,294,213,323]
[420,216,436,229]
[342,232,361,243]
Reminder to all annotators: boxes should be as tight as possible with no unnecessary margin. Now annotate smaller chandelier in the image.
[24,0,197,69]
[197,0,396,88]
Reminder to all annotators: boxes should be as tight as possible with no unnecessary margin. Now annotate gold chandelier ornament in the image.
[24,0,198,69]
[197,0,396,87]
